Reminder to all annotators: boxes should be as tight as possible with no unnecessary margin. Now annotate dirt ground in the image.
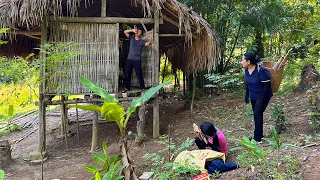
[1,90,320,180]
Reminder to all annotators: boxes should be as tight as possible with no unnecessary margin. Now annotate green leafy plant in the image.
[36,43,84,95]
[0,105,22,135]
[308,111,320,132]
[0,54,36,84]
[242,104,254,129]
[142,137,200,180]
[230,136,275,177]
[270,104,289,130]
[85,142,125,180]
[204,68,241,92]
[230,125,302,179]
[68,77,169,179]
[0,169,4,180]
[69,77,169,135]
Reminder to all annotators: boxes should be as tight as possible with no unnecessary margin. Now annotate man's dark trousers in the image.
[125,59,145,90]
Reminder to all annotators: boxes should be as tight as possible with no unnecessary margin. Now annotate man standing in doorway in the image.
[122,26,152,93]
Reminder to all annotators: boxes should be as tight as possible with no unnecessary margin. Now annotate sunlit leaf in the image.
[229,146,248,152]
[68,104,101,113]
[93,154,105,163]
[95,172,102,180]
[124,81,170,128]
[102,141,108,157]
[80,77,118,103]
[269,125,280,146]
[85,165,98,173]
[0,169,4,180]
[8,105,13,118]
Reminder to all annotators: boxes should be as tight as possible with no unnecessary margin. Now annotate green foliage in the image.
[0,55,36,84]
[85,142,125,180]
[142,137,200,180]
[35,43,83,94]
[157,135,194,155]
[230,125,302,179]
[0,42,81,120]
[270,103,290,130]
[0,105,22,136]
[0,169,4,180]
[244,104,253,120]
[204,68,242,91]
[309,111,320,131]
[69,77,169,134]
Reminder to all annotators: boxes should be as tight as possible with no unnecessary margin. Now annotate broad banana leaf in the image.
[124,81,170,128]
[80,77,118,103]
[68,104,101,113]
[100,103,125,133]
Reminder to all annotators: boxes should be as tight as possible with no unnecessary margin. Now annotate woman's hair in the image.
[200,121,219,148]
[243,52,261,65]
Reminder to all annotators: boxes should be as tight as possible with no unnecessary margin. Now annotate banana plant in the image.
[69,77,169,180]
[69,77,169,135]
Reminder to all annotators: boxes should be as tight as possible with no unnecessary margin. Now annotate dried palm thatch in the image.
[0,0,220,74]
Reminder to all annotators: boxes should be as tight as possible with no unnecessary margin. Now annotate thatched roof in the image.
[0,0,220,73]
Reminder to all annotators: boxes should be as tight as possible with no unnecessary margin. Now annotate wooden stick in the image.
[75,99,80,145]
[49,16,164,24]
[303,143,319,148]
[101,0,107,17]
[61,96,69,150]
[159,34,185,37]
[38,18,47,153]
[168,124,171,162]
[278,48,292,69]
[141,21,148,32]
[35,97,136,106]
[153,9,160,139]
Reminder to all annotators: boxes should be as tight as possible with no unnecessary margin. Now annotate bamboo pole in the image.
[101,0,107,17]
[153,9,160,138]
[75,99,80,145]
[61,96,69,150]
[49,16,163,24]
[38,19,47,154]
[159,34,185,37]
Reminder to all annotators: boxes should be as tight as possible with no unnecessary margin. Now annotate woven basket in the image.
[261,61,284,93]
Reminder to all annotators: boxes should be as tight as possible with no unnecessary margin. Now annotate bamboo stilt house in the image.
[0,0,220,160]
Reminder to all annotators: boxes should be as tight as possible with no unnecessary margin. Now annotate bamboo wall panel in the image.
[47,22,119,94]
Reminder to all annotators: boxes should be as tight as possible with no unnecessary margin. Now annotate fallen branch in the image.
[303,143,319,148]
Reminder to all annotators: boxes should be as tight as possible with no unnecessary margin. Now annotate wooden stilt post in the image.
[29,18,48,162]
[75,99,80,145]
[153,9,160,138]
[90,0,108,152]
[91,111,99,152]
[61,95,69,150]
[61,95,66,136]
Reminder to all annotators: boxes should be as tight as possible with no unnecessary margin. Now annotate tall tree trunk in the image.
[255,27,264,57]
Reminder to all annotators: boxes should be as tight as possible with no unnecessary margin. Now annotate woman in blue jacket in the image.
[241,52,273,142]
